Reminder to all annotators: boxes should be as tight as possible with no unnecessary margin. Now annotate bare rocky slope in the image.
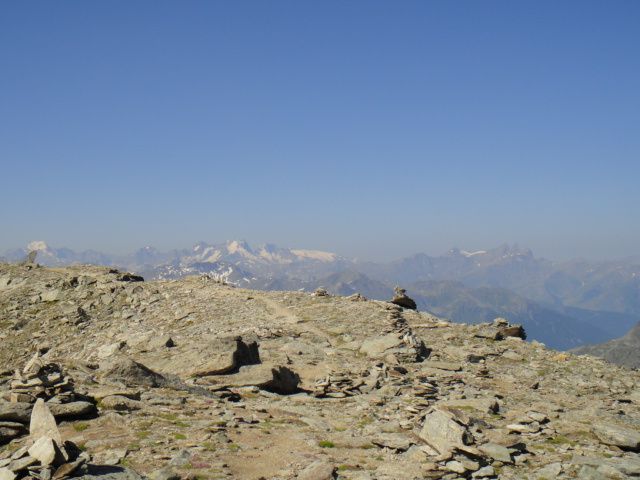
[572,322,640,369]
[1,262,640,480]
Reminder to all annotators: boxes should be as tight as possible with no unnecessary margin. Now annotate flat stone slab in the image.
[592,423,640,450]
[207,364,300,394]
[0,402,31,424]
[189,337,260,376]
[359,334,403,358]
[48,401,97,420]
[422,361,462,371]
[478,443,513,463]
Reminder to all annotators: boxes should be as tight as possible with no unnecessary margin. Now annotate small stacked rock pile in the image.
[475,317,526,341]
[390,286,417,310]
[0,399,89,480]
[1,356,96,446]
[8,355,75,404]
[312,371,366,398]
[311,287,329,297]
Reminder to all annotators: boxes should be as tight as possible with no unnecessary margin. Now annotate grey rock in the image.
[371,433,415,452]
[298,460,336,480]
[472,466,495,478]
[27,436,64,467]
[419,408,471,458]
[478,443,513,463]
[48,401,97,420]
[190,336,260,376]
[359,334,403,358]
[8,455,37,473]
[0,422,26,444]
[99,396,142,412]
[444,460,466,474]
[72,465,144,480]
[390,287,417,310]
[0,468,16,480]
[100,357,165,388]
[592,422,640,450]
[148,467,180,480]
[29,399,62,444]
[222,364,300,394]
[0,402,31,423]
[534,462,562,479]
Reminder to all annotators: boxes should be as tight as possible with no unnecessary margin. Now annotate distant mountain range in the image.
[572,322,640,369]
[4,240,640,353]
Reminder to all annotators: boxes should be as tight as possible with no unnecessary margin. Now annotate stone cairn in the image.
[8,355,76,405]
[0,399,90,480]
[390,286,417,310]
[311,287,329,297]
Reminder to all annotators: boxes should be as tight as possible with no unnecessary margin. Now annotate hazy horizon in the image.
[3,237,640,264]
[2,2,639,262]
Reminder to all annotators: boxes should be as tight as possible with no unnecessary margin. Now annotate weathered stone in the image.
[27,436,64,467]
[359,334,403,358]
[49,401,97,420]
[0,401,31,423]
[442,397,499,414]
[419,408,471,458]
[534,462,562,479]
[472,466,495,478]
[29,399,62,444]
[97,449,128,466]
[390,287,417,310]
[371,433,415,452]
[235,364,300,394]
[507,422,540,433]
[99,395,142,412]
[0,468,16,480]
[148,335,175,349]
[297,459,336,480]
[190,337,260,376]
[87,388,141,402]
[148,467,180,480]
[422,361,462,372]
[51,457,86,480]
[100,357,165,388]
[592,423,640,450]
[497,325,526,340]
[97,342,126,359]
[444,460,466,474]
[7,455,37,473]
[311,287,330,297]
[0,422,26,444]
[478,443,513,463]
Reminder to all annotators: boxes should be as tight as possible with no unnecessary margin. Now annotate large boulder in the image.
[190,336,260,376]
[100,357,165,388]
[208,364,300,394]
[593,423,640,451]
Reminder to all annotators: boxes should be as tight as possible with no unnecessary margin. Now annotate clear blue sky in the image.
[1,1,639,260]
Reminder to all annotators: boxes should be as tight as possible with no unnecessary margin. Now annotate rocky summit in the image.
[1,263,640,480]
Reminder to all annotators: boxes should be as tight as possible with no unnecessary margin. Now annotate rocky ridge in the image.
[572,322,640,369]
[1,262,640,479]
